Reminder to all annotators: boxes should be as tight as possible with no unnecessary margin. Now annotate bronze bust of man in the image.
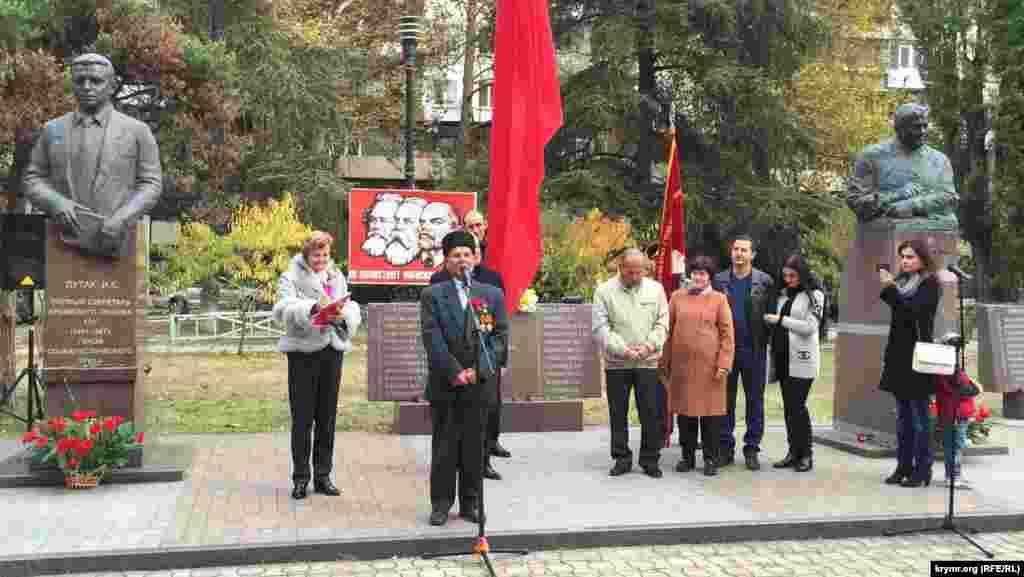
[23,53,162,257]
[846,103,958,231]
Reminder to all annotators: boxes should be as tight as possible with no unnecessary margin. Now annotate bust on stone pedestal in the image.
[22,53,162,257]
[846,103,958,232]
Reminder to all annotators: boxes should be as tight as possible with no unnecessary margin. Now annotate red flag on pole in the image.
[486,0,563,315]
[656,130,686,447]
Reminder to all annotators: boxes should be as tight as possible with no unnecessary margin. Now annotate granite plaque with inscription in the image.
[366,303,428,402]
[976,303,1024,394]
[44,223,140,422]
[540,304,602,398]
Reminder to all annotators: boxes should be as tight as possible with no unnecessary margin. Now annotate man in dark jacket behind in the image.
[430,234,509,481]
[712,234,776,471]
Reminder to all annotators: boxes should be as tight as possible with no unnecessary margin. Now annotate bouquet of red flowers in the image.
[21,408,143,487]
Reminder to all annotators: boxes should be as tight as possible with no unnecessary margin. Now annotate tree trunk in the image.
[456,0,478,178]
[634,0,656,191]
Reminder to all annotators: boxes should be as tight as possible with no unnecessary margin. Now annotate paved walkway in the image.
[35,531,1024,576]
[2,421,1024,559]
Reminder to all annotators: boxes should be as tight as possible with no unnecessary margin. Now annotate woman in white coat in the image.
[764,254,823,473]
[273,231,362,499]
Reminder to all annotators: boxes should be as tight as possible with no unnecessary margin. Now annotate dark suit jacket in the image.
[23,106,162,225]
[430,265,505,292]
[420,280,508,404]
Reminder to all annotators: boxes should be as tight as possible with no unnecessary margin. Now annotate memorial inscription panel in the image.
[540,304,601,398]
[44,225,138,387]
[366,303,428,401]
[1002,310,1024,385]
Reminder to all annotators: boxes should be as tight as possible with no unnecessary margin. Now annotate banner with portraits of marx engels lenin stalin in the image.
[347,188,477,285]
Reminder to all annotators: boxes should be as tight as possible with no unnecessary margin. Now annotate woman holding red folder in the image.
[273,231,362,500]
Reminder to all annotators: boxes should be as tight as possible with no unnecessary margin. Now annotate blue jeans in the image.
[721,348,766,454]
[943,417,968,480]
[896,398,934,480]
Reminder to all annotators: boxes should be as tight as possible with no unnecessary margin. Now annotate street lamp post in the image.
[399,16,423,190]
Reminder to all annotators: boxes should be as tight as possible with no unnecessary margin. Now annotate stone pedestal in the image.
[395,399,584,435]
[818,223,959,452]
[43,223,144,428]
[506,312,544,399]
[0,291,13,388]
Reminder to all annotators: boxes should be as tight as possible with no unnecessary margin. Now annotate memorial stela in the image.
[541,304,601,398]
[44,224,140,421]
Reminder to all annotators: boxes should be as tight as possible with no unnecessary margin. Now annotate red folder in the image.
[312,295,350,327]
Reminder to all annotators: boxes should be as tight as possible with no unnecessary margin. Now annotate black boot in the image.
[675,449,696,473]
[884,467,911,485]
[703,458,718,476]
[773,451,797,469]
[794,453,813,473]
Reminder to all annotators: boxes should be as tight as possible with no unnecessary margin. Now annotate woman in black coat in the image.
[879,239,940,488]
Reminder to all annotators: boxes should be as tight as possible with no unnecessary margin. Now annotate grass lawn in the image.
[0,338,1005,437]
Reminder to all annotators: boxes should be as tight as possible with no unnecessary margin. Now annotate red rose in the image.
[103,418,116,432]
[49,417,67,433]
[979,404,992,419]
[67,458,79,469]
[113,416,125,426]
[35,436,49,448]
[56,438,72,456]
[71,410,87,422]
[84,410,97,419]
[135,432,145,444]
[90,423,102,435]
[21,431,37,444]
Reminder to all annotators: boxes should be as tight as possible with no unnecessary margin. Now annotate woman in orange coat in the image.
[659,255,735,476]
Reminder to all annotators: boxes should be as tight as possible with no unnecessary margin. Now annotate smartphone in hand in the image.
[878,263,891,272]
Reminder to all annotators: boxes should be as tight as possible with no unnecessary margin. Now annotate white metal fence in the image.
[147,310,285,344]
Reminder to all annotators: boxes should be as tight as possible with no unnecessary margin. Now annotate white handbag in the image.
[912,341,956,375]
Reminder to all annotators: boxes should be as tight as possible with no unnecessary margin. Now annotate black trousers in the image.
[780,376,814,457]
[606,368,661,468]
[287,346,343,484]
[679,415,720,462]
[430,398,485,512]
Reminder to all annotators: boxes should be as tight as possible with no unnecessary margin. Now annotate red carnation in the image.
[49,417,67,433]
[103,418,116,433]
[56,438,72,456]
[35,435,49,448]
[21,431,37,444]
[90,423,102,435]
[135,431,145,444]
[113,416,125,426]
[71,410,87,423]
[74,438,93,457]
[928,402,939,417]
[471,298,482,308]
[67,458,79,469]
[84,410,97,419]
[979,404,992,419]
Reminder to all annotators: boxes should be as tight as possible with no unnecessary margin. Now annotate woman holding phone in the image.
[878,239,940,488]
[273,231,362,499]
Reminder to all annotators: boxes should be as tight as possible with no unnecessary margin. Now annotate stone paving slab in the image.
[1,423,1022,573]
[29,530,1024,577]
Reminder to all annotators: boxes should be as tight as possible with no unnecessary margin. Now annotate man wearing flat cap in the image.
[23,53,162,257]
[420,230,509,526]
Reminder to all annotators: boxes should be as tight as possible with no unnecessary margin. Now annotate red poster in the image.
[347,188,477,285]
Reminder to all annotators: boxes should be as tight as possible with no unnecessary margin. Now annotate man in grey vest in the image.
[23,53,162,257]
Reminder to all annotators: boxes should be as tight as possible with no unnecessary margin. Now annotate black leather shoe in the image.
[291,482,308,500]
[718,453,735,468]
[794,456,813,472]
[900,469,932,488]
[642,465,663,478]
[609,461,632,476]
[490,443,512,458]
[704,460,718,476]
[459,508,481,523]
[482,465,502,480]
[743,449,761,471]
[314,478,341,496]
[773,452,797,469]
[884,468,910,485]
[429,510,448,526]
[675,451,696,473]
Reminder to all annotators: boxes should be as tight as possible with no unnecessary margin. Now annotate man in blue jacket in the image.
[713,234,776,471]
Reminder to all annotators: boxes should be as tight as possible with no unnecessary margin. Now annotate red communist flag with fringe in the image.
[656,130,686,448]
[486,0,563,315]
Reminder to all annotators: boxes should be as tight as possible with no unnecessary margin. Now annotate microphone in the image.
[947,264,973,280]
[461,264,473,287]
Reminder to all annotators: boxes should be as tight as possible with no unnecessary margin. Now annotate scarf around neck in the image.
[895,272,926,299]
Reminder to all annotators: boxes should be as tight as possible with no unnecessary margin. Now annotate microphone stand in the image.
[883,268,993,558]
[422,270,527,577]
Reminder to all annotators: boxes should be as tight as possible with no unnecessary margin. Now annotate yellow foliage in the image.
[563,209,633,293]
[226,193,314,304]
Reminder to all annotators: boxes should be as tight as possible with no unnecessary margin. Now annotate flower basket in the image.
[64,469,105,489]
[21,405,143,488]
